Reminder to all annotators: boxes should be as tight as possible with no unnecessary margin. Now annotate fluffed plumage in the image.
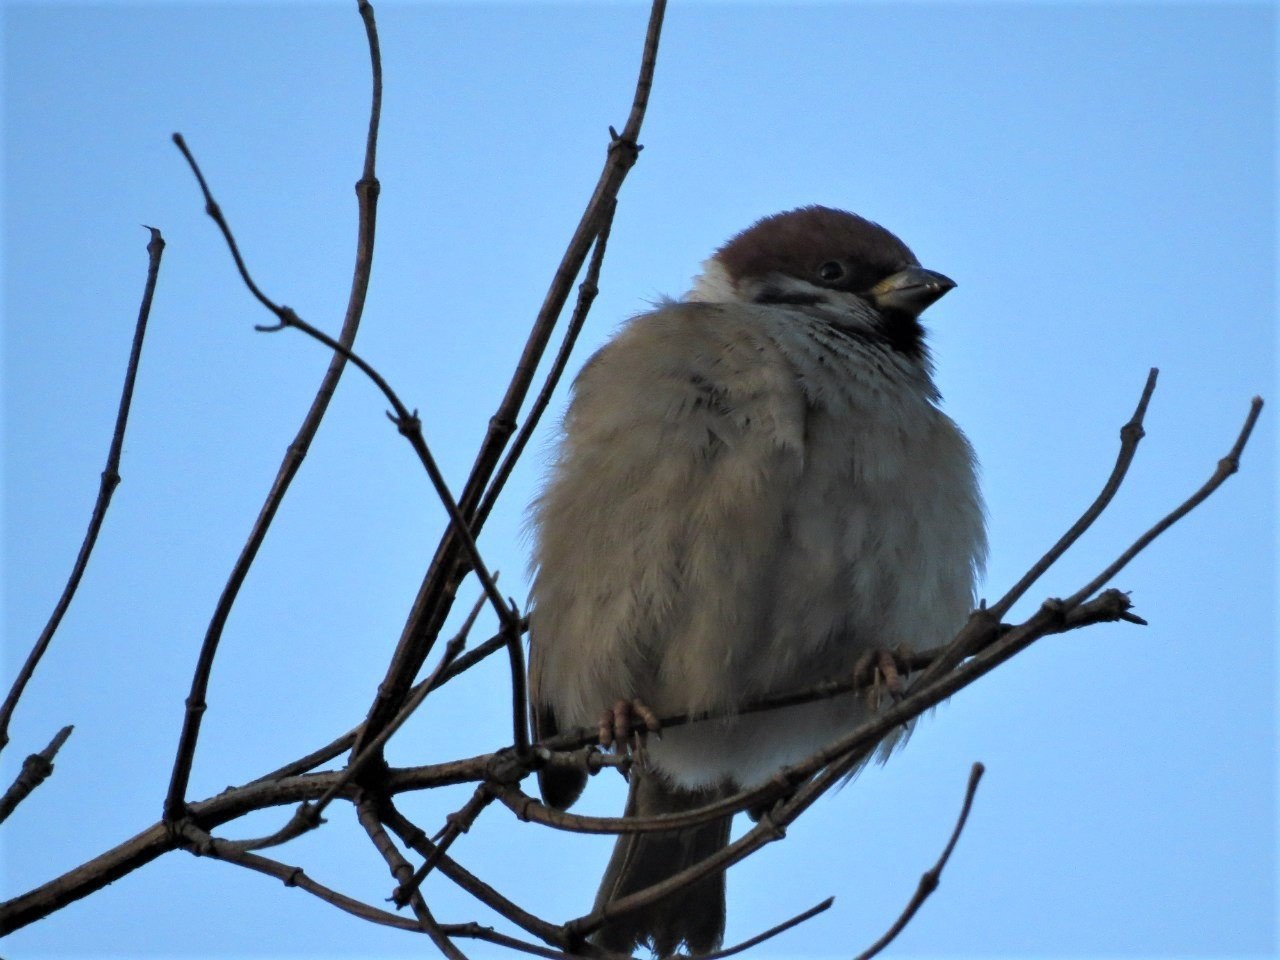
[528,205,986,954]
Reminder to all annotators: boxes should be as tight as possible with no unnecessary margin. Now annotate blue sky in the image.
[2,2,1275,958]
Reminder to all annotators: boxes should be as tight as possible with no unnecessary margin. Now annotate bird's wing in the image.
[527,302,810,745]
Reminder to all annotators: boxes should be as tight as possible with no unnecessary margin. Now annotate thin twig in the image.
[393,785,495,906]
[0,229,163,753]
[352,0,667,764]
[438,922,579,960]
[212,605,476,853]
[356,0,383,181]
[990,367,1158,621]
[1065,396,1264,605]
[246,588,503,786]
[0,725,75,824]
[163,0,383,824]
[177,821,422,932]
[253,309,512,629]
[382,801,567,948]
[700,897,835,960]
[437,627,516,685]
[247,731,358,786]
[492,779,771,837]
[504,601,531,756]
[473,198,618,531]
[853,763,985,960]
[356,794,469,959]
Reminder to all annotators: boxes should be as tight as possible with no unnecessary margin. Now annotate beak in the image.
[868,266,956,318]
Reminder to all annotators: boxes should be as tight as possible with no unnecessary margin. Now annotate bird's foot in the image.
[598,699,662,772]
[852,646,914,709]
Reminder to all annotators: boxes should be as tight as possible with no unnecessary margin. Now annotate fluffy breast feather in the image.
[528,300,985,788]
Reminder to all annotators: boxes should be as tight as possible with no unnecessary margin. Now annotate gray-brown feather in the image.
[591,772,732,956]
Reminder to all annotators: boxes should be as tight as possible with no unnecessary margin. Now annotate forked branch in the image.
[162,0,384,824]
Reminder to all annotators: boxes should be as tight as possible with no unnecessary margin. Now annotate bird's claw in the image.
[598,699,661,771]
[852,646,912,708]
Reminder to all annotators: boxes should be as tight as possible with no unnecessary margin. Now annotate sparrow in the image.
[527,205,986,955]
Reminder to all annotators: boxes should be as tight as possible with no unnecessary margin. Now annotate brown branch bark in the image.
[352,0,668,766]
[0,725,74,824]
[177,821,423,933]
[357,794,469,958]
[391,784,495,906]
[382,801,569,948]
[0,756,488,933]
[246,591,506,786]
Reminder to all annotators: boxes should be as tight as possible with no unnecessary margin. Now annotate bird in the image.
[527,205,986,956]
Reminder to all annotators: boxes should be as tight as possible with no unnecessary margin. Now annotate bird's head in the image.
[687,205,955,362]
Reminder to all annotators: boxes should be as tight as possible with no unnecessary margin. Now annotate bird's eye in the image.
[817,261,846,282]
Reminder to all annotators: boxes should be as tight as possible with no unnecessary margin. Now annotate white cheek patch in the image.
[684,259,740,303]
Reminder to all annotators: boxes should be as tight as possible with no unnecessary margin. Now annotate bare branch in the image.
[0,726,75,824]
[177,822,423,933]
[382,801,569,948]
[0,755,489,933]
[356,794,470,959]
[853,763,985,960]
[492,780,772,838]
[0,229,163,753]
[439,923,581,960]
[437,625,518,686]
[353,0,668,765]
[473,198,618,531]
[246,588,504,786]
[250,308,513,631]
[247,731,358,786]
[989,368,1158,621]
[392,785,495,906]
[503,604,531,756]
[700,897,835,960]
[1065,395,1265,606]
[163,0,384,824]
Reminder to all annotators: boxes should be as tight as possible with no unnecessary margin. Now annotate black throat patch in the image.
[869,307,926,361]
[752,285,826,308]
[754,287,927,362]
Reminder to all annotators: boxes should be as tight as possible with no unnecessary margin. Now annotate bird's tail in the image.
[591,770,733,957]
